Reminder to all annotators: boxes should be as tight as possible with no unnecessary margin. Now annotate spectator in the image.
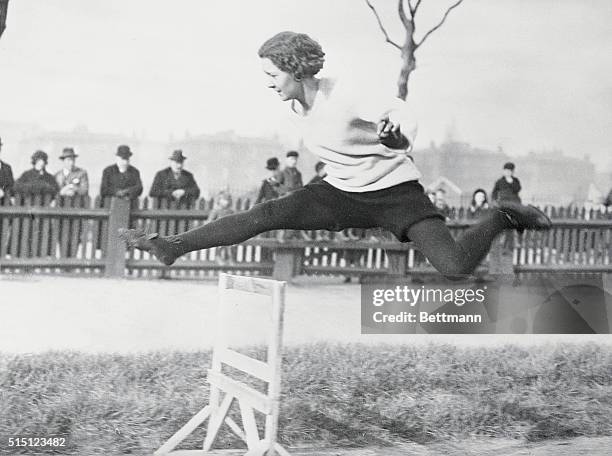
[307,161,330,240]
[492,162,521,204]
[0,136,14,255]
[208,191,235,264]
[308,161,327,184]
[14,150,59,198]
[0,136,14,205]
[149,150,200,207]
[434,188,451,219]
[54,147,89,258]
[605,188,612,208]
[426,189,436,204]
[100,145,143,201]
[277,150,303,195]
[208,191,234,221]
[255,157,282,204]
[468,188,490,219]
[277,151,304,240]
[492,162,521,252]
[55,148,89,198]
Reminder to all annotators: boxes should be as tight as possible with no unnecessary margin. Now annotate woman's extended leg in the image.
[120,188,343,265]
[407,208,535,279]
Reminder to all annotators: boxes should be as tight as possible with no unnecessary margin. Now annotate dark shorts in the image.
[300,179,445,242]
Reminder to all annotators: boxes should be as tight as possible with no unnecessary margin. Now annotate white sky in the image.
[0,0,611,167]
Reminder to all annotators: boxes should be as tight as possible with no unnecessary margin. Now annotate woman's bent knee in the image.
[436,258,474,281]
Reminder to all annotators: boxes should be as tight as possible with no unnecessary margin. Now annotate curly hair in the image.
[258,31,325,79]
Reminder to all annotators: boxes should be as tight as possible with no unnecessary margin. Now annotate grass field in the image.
[1,342,611,455]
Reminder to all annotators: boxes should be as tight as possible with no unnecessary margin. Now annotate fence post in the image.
[105,197,131,278]
[488,234,514,276]
[273,246,301,281]
[387,250,407,276]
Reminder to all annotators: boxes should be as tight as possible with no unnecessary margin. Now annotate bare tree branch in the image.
[364,0,401,50]
[415,0,464,48]
[398,0,410,27]
[408,0,422,17]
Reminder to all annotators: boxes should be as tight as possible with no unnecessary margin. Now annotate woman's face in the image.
[261,58,302,102]
[474,191,486,205]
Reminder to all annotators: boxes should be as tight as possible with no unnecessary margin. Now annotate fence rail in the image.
[0,194,610,280]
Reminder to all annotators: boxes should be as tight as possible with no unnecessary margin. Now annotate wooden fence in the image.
[0,195,610,280]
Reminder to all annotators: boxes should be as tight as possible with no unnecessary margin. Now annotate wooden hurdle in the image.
[154,273,290,456]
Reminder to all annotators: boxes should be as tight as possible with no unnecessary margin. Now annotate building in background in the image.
[4,125,599,206]
[413,141,595,206]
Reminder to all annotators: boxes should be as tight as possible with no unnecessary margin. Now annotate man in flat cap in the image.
[149,150,200,206]
[492,161,522,252]
[277,150,303,195]
[0,136,14,205]
[492,161,522,205]
[14,150,59,197]
[100,145,143,201]
[55,147,89,197]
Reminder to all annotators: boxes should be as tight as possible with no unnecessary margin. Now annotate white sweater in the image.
[289,78,421,192]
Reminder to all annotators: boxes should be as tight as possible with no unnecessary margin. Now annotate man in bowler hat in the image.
[0,136,14,205]
[256,157,282,204]
[14,150,59,197]
[100,145,143,201]
[55,147,89,197]
[149,150,200,205]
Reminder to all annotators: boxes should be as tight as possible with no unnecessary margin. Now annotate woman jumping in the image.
[120,31,551,279]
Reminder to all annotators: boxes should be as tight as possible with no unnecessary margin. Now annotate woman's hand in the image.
[377,115,409,149]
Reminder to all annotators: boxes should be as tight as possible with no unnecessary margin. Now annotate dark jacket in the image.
[149,167,200,202]
[467,203,490,219]
[492,177,521,203]
[308,174,325,185]
[0,160,14,203]
[100,164,143,199]
[14,168,59,196]
[277,167,303,194]
[256,177,281,204]
[605,189,612,207]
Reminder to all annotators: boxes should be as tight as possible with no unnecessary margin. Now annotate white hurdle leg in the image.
[154,406,212,455]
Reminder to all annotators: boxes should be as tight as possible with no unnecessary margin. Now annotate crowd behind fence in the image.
[0,193,611,280]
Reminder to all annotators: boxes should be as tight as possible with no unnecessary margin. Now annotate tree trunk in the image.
[397,33,417,100]
[397,51,416,100]
[0,0,8,39]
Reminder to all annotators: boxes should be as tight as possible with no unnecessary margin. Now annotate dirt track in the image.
[1,275,611,353]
